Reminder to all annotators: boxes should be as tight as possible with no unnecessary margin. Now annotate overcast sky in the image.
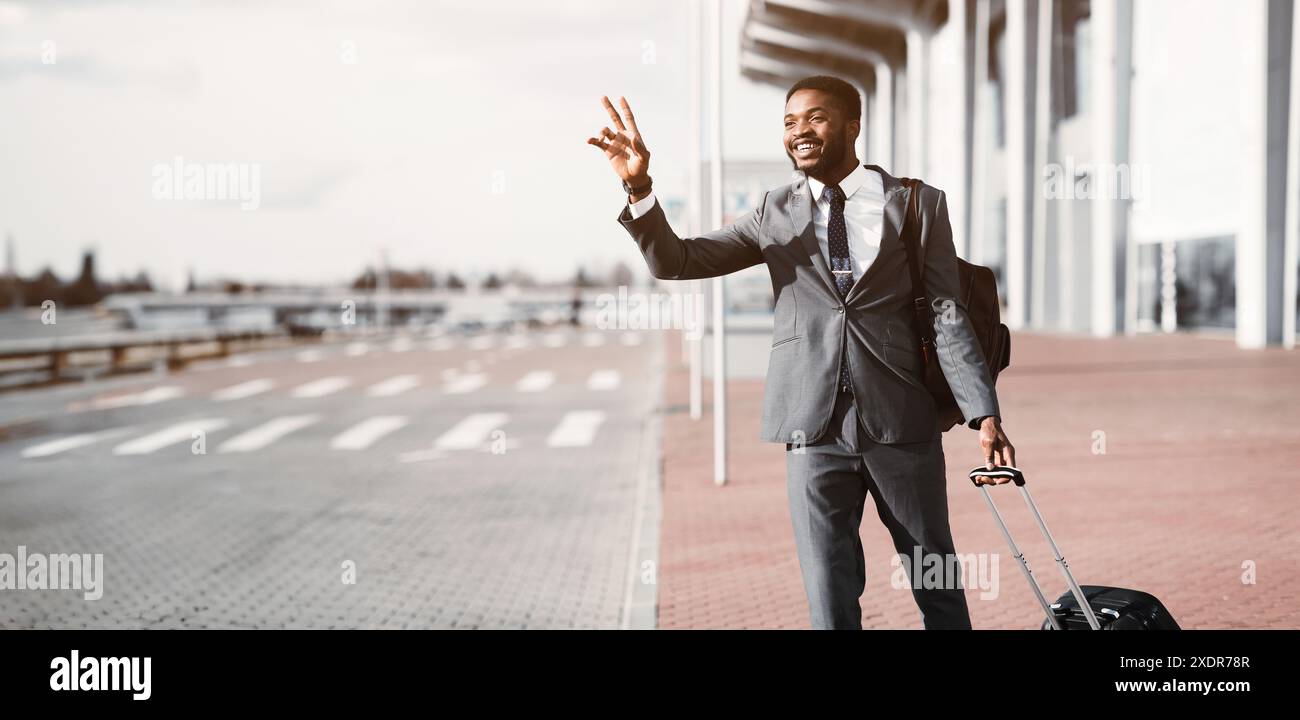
[0,0,790,289]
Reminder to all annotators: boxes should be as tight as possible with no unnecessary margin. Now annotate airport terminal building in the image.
[734,0,1299,349]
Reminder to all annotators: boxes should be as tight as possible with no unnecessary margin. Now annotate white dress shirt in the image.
[805,164,885,285]
[627,164,886,285]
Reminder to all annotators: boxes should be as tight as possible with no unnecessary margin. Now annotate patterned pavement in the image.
[655,330,1300,629]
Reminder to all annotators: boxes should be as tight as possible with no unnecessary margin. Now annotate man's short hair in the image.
[785,75,861,124]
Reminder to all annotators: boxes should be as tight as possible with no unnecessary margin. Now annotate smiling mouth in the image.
[792,141,822,158]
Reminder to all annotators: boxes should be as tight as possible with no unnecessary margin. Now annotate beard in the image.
[786,130,848,177]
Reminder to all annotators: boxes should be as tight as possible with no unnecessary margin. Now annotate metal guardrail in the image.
[0,327,288,386]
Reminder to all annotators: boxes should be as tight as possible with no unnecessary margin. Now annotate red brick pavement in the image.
[655,330,1300,629]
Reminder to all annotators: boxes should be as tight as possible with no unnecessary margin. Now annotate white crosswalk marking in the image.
[291,376,351,398]
[296,349,323,363]
[388,337,413,353]
[428,338,456,351]
[345,342,370,357]
[546,411,606,448]
[515,371,555,393]
[468,336,494,350]
[443,374,486,394]
[366,374,421,397]
[586,370,621,391]
[434,412,509,450]
[330,416,410,451]
[113,419,230,456]
[621,332,643,346]
[582,332,606,347]
[93,386,184,409]
[504,334,530,349]
[212,378,275,401]
[218,415,320,453]
[22,428,131,459]
[543,333,566,347]
[225,355,255,367]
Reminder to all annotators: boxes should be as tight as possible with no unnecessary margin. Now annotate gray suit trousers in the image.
[785,387,972,630]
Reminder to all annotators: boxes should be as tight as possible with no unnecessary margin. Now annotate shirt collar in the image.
[807,163,871,203]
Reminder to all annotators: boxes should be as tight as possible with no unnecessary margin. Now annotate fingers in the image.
[586,128,630,156]
[601,96,626,132]
[982,436,995,471]
[619,96,640,136]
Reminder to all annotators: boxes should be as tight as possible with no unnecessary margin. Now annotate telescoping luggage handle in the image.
[967,466,1102,630]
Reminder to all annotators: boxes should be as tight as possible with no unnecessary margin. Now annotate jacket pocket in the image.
[770,334,801,348]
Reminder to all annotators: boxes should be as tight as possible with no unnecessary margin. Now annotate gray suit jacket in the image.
[617,163,1000,445]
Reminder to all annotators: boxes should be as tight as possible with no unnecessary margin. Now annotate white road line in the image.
[113,419,230,456]
[212,378,276,402]
[291,376,351,398]
[468,336,495,350]
[22,428,132,459]
[515,371,555,393]
[443,374,486,394]
[582,332,607,347]
[330,415,410,451]
[587,370,621,391]
[389,337,413,353]
[345,342,370,357]
[546,410,607,448]
[428,338,456,351]
[218,414,320,453]
[504,335,530,349]
[542,333,566,348]
[296,349,323,363]
[434,412,508,450]
[367,374,421,397]
[225,355,255,367]
[621,332,643,346]
[93,386,184,409]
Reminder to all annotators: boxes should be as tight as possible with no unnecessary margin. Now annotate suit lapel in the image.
[788,164,909,305]
[788,176,840,299]
[845,164,905,305]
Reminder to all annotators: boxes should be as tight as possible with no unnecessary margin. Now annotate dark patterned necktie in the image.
[827,185,853,392]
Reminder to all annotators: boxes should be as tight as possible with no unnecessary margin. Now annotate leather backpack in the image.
[897,177,1012,431]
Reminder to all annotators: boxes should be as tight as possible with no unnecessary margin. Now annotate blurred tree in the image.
[23,268,63,307]
[64,251,103,307]
[352,267,378,290]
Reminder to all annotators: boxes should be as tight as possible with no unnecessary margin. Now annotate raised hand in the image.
[586,96,650,185]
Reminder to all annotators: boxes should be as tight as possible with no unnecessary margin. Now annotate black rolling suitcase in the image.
[968,466,1181,630]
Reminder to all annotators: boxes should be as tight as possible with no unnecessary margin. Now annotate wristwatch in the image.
[622,175,652,195]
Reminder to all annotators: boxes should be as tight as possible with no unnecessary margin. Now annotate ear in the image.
[848,117,861,142]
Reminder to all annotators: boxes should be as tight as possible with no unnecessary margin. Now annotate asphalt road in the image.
[0,326,664,629]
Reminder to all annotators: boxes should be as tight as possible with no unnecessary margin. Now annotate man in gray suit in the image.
[587,75,1017,630]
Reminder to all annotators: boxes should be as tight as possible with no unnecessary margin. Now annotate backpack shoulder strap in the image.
[897,177,937,362]
[898,178,925,299]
